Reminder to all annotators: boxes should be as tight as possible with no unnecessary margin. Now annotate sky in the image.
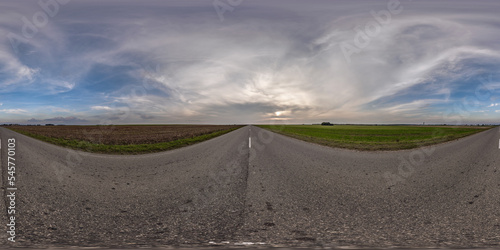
[0,0,499,125]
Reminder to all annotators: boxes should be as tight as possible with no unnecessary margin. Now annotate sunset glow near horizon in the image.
[1,0,499,125]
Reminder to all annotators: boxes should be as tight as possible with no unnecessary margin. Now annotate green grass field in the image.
[257,125,494,151]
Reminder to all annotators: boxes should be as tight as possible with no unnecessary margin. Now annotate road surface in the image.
[0,125,499,248]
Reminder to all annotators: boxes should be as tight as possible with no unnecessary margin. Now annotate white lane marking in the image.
[249,137,251,148]
[235,242,265,246]
[498,139,500,149]
[0,139,1,149]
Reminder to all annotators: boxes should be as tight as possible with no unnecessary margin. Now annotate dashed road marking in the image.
[249,137,251,148]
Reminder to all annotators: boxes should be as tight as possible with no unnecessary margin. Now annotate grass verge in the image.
[8,126,242,154]
[257,125,494,151]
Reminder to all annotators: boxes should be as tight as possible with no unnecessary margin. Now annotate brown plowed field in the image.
[8,125,242,145]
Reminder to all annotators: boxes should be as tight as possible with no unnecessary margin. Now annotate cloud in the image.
[91,105,113,111]
[0,109,28,114]
[49,106,71,113]
[140,114,155,119]
[1,0,499,124]
[27,116,88,124]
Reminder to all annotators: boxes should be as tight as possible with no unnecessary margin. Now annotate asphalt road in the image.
[0,125,499,248]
